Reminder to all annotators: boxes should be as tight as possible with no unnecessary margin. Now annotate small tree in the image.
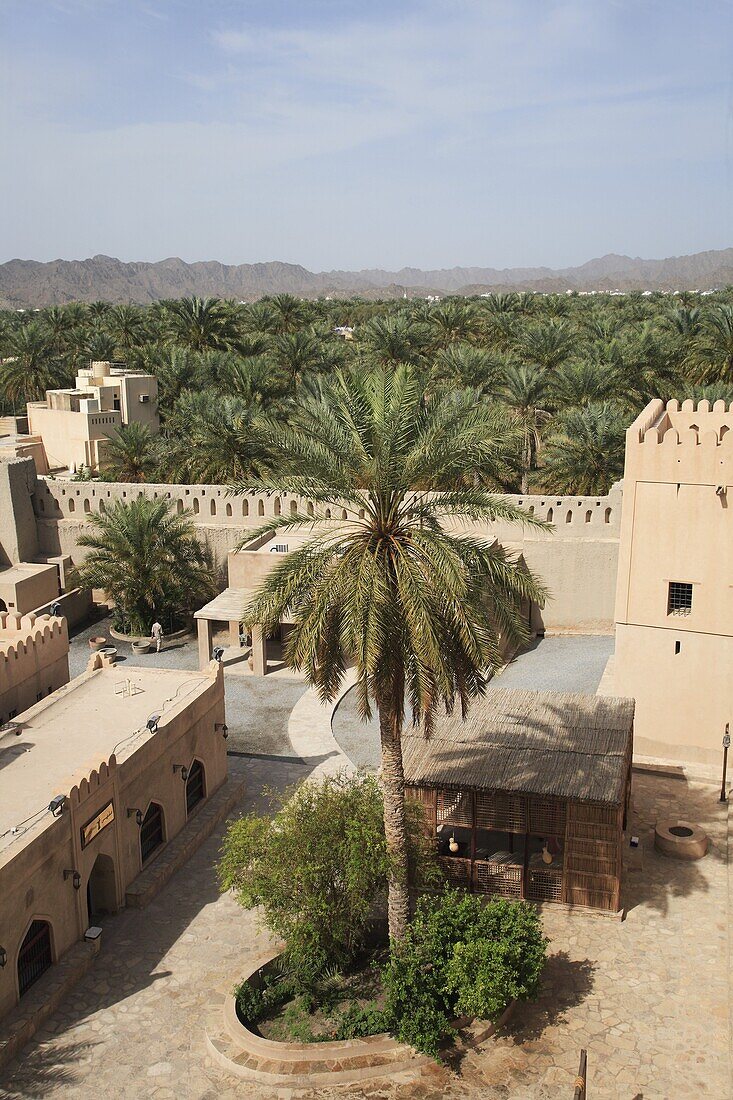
[382,892,547,1057]
[218,771,437,988]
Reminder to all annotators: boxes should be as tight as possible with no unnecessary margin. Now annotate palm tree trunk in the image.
[378,703,410,943]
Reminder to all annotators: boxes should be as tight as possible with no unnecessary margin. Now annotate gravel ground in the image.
[332,634,615,771]
[68,613,308,757]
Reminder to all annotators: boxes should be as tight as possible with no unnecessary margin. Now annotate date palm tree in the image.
[0,322,71,405]
[100,422,159,483]
[539,403,625,495]
[162,390,268,484]
[73,498,216,636]
[499,362,551,493]
[162,296,242,352]
[238,366,546,942]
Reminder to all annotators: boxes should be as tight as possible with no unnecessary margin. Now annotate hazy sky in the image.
[1,0,732,270]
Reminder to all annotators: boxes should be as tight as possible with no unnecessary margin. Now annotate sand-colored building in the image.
[0,611,69,725]
[26,361,159,473]
[0,656,226,1022]
[613,398,733,767]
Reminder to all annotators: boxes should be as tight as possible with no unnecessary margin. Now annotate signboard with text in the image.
[80,801,115,848]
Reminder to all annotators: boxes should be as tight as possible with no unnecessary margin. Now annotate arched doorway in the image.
[18,920,53,997]
[87,854,117,922]
[185,760,205,815]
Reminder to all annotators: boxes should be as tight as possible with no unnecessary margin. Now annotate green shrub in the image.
[219,771,438,989]
[382,891,547,1057]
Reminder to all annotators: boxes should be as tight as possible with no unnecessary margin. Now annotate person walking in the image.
[151,619,164,653]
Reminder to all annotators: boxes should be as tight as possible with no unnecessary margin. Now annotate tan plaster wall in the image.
[614,398,733,766]
[26,405,122,471]
[33,481,623,632]
[0,458,39,566]
[0,613,70,723]
[0,566,60,616]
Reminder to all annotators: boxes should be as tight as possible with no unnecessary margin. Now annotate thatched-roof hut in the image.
[404,689,634,913]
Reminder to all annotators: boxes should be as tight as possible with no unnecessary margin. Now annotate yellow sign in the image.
[81,801,115,848]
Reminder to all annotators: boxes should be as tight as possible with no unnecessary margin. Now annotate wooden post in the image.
[573,1048,587,1099]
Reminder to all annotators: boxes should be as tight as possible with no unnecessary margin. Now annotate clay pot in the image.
[89,636,107,651]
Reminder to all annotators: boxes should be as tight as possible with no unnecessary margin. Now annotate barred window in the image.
[668,582,693,616]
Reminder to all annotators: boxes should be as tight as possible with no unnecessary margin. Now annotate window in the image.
[18,920,52,997]
[140,802,164,863]
[668,582,693,616]
[186,760,205,814]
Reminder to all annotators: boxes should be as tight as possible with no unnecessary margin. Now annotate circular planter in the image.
[654,819,708,860]
[110,624,193,644]
[88,635,107,651]
[99,645,118,663]
[131,640,151,655]
[205,949,515,1088]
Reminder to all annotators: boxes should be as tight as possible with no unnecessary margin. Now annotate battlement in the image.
[629,399,733,448]
[624,398,733,487]
[0,613,67,664]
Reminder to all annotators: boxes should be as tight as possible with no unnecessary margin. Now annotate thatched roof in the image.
[402,689,634,806]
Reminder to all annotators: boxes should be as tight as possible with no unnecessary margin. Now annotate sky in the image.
[1,0,732,271]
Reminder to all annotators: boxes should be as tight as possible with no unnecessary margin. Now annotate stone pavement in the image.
[1,695,732,1098]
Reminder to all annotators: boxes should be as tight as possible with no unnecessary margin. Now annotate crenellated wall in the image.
[32,477,623,633]
[0,612,70,724]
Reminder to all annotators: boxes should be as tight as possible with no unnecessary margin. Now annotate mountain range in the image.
[1,248,732,308]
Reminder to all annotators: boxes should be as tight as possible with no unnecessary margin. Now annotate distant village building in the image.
[26,361,159,474]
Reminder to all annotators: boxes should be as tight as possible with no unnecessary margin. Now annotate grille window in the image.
[186,760,205,815]
[668,582,693,616]
[140,803,164,863]
[18,920,52,997]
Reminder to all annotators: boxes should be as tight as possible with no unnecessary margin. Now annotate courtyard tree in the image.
[72,497,216,636]
[237,366,546,943]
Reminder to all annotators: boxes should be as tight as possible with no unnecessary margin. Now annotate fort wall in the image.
[33,478,622,633]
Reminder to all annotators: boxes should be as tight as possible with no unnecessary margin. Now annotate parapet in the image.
[624,398,733,487]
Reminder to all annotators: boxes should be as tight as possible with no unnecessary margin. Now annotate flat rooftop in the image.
[0,664,213,862]
[0,562,57,584]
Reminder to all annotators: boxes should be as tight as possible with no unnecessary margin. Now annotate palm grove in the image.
[2,289,733,494]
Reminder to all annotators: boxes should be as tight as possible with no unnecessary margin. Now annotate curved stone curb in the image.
[287,669,358,777]
[204,948,515,1088]
[109,624,193,644]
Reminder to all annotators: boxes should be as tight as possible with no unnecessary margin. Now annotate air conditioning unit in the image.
[138,394,150,403]
[272,544,289,553]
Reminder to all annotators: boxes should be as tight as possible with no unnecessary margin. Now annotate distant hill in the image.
[1,248,731,308]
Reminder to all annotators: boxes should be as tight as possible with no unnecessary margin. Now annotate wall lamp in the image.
[63,869,82,890]
[48,794,66,817]
[0,946,7,968]
[173,764,189,782]
[146,714,161,733]
[215,722,228,740]
[127,807,143,827]
[212,646,225,663]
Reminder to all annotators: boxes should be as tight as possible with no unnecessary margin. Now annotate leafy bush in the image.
[219,771,438,988]
[382,891,547,1057]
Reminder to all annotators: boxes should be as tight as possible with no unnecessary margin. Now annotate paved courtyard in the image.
[1,682,731,1100]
